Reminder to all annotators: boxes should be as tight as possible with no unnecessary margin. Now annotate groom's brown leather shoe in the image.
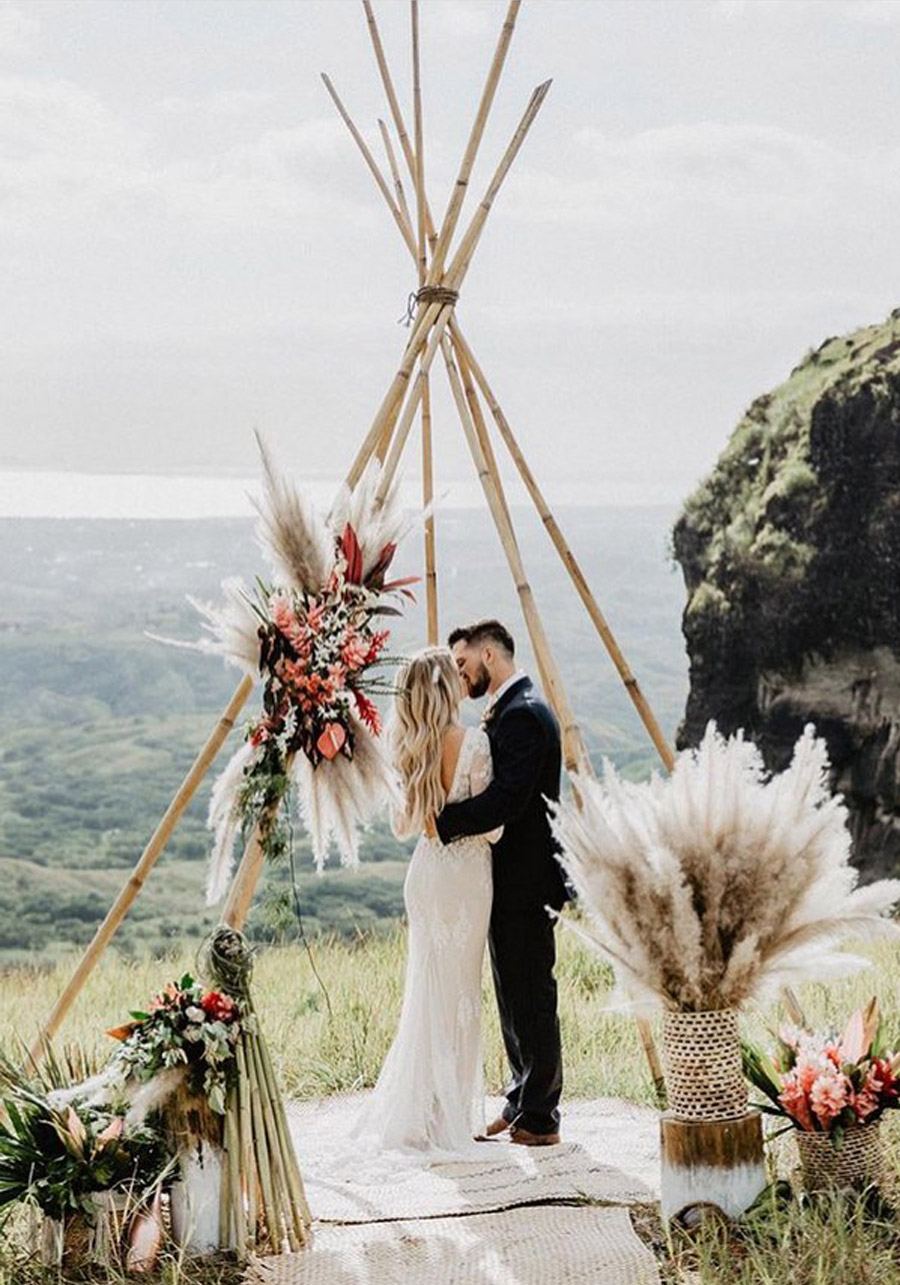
[509,1124,561,1146]
[475,1115,511,1141]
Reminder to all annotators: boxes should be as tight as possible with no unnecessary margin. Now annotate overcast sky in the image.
[2,0,899,513]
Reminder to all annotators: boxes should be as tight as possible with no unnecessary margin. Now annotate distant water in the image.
[0,470,682,519]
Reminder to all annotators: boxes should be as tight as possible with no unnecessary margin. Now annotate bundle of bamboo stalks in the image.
[205,927,310,1259]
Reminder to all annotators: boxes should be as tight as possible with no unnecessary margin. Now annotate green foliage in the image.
[678,308,900,610]
[0,509,688,959]
[0,1072,167,1220]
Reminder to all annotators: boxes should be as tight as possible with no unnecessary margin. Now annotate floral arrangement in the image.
[744,998,900,1143]
[105,974,244,1116]
[26,929,310,1261]
[550,722,900,1012]
[160,436,415,898]
[0,1071,167,1223]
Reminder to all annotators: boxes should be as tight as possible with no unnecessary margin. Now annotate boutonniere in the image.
[480,703,496,728]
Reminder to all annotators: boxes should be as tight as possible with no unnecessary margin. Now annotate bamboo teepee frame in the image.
[31,0,674,1104]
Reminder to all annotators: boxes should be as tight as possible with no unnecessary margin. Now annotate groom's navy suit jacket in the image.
[435,675,567,911]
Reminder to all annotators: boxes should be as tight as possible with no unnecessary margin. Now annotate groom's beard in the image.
[466,664,490,699]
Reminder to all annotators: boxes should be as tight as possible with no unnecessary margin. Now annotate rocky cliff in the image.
[673,309,900,879]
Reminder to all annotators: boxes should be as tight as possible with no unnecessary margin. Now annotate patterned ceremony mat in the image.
[244,1203,660,1285]
[286,1094,660,1223]
[243,1096,662,1284]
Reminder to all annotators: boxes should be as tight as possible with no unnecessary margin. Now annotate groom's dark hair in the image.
[447,619,515,657]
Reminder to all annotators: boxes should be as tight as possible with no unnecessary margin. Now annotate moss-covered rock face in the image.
[673,309,900,879]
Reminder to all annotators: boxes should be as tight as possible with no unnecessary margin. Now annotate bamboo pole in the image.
[440,334,587,777]
[257,1033,312,1236]
[411,0,438,645]
[248,1034,300,1251]
[378,118,413,235]
[29,674,254,1061]
[320,73,417,263]
[426,0,522,287]
[236,1039,257,1246]
[441,334,668,1106]
[245,1035,280,1252]
[449,321,676,772]
[362,0,437,247]
[455,339,556,707]
[222,817,269,933]
[411,0,427,285]
[343,78,552,492]
[421,376,439,644]
[443,81,552,292]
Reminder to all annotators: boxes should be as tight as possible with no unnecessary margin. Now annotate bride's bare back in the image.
[440,725,467,794]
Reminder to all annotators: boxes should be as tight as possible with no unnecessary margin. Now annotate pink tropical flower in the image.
[853,1085,880,1122]
[778,1070,816,1132]
[822,1040,843,1069]
[809,1067,850,1127]
[341,632,369,671]
[306,602,326,633]
[270,594,296,636]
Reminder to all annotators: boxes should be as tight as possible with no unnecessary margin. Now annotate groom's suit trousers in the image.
[490,901,562,1135]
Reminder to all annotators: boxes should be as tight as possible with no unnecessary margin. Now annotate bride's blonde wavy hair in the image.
[391,646,462,834]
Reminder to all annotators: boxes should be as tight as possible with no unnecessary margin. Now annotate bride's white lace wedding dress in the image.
[349,723,502,1158]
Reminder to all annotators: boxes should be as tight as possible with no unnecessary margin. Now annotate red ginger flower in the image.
[354,689,382,735]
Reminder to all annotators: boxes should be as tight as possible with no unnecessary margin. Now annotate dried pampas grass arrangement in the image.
[155,436,416,890]
[550,722,900,1013]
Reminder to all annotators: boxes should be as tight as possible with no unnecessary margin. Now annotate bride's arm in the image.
[390,801,419,841]
[467,730,504,843]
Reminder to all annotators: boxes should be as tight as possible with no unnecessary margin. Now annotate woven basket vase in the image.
[796,1121,883,1193]
[662,1008,747,1122]
[40,1212,93,1269]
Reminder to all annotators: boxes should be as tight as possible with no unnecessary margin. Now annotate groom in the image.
[432,619,567,1145]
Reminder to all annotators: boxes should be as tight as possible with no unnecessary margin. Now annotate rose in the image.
[200,991,237,1023]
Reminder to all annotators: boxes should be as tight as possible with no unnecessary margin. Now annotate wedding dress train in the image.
[350,723,501,1158]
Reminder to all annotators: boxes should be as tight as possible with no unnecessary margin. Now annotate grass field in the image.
[1,929,899,1283]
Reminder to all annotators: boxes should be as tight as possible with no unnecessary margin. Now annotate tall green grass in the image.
[1,929,898,1283]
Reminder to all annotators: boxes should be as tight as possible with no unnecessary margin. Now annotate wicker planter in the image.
[39,1211,93,1269]
[796,1121,883,1193]
[662,1008,747,1122]
[38,1192,132,1269]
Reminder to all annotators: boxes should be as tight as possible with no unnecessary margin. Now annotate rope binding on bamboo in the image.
[401,284,460,325]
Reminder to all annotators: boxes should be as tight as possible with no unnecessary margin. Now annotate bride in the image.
[350,645,502,1156]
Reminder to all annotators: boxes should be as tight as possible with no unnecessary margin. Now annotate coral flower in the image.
[809,1068,850,1127]
[778,1070,816,1132]
[270,594,296,636]
[341,632,369,671]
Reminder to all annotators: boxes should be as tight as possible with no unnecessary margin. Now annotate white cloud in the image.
[504,121,900,228]
[710,0,900,22]
[0,77,375,233]
[158,88,277,117]
[0,3,38,57]
[0,77,149,221]
[840,0,900,23]
[429,2,493,37]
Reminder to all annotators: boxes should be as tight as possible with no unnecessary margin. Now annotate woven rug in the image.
[244,1204,660,1284]
[286,1094,660,1223]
